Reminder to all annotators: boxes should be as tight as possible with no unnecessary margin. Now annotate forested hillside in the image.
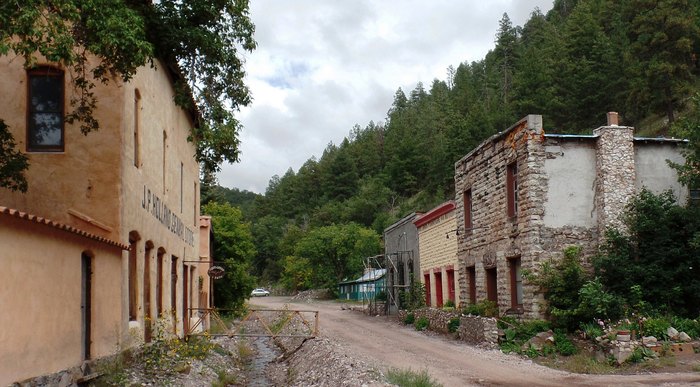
[207,0,700,290]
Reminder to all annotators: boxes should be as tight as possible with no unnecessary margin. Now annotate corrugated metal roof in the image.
[339,268,386,285]
[0,206,129,250]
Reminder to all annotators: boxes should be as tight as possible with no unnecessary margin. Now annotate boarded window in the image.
[467,266,476,304]
[446,269,455,304]
[133,90,141,167]
[506,162,518,218]
[128,232,140,321]
[424,273,431,307]
[463,189,473,231]
[486,268,498,305]
[510,257,523,307]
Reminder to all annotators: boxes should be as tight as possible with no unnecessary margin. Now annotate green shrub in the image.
[642,317,671,339]
[375,290,387,301]
[527,246,593,331]
[580,322,604,339]
[462,300,499,317]
[403,313,415,325]
[448,317,460,333]
[626,346,656,364]
[414,317,429,331]
[400,276,427,311]
[554,331,578,356]
[516,320,551,341]
[443,299,455,308]
[386,368,443,387]
[670,316,700,339]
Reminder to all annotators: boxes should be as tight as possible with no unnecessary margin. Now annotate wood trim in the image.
[68,209,114,232]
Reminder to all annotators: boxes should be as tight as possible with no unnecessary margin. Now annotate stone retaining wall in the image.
[397,308,499,346]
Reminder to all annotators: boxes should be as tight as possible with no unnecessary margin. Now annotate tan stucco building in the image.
[0,54,209,383]
[415,201,460,308]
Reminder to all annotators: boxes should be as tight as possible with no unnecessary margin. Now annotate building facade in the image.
[0,54,207,383]
[338,269,387,301]
[383,212,421,313]
[454,113,688,319]
[415,201,460,308]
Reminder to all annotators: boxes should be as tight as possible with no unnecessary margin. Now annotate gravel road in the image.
[251,296,700,387]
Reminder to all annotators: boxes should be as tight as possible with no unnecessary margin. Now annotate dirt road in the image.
[251,296,700,387]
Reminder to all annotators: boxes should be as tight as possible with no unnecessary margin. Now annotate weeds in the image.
[414,317,429,331]
[540,352,616,374]
[212,369,238,387]
[403,313,415,325]
[386,368,443,387]
[448,317,460,333]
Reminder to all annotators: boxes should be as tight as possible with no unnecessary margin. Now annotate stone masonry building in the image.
[454,113,688,319]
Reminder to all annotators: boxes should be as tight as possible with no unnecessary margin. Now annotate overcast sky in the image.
[218,0,555,194]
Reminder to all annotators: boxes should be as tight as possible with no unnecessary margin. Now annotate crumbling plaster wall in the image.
[634,141,689,203]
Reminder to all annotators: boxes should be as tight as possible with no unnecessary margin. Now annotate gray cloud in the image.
[219,0,554,194]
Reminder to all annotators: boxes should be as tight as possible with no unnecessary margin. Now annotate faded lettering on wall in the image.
[141,185,195,246]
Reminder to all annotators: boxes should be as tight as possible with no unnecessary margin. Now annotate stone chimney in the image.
[594,113,635,237]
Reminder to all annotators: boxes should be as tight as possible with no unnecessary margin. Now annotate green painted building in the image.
[338,269,386,301]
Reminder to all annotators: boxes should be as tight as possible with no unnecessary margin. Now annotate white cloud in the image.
[219,0,554,194]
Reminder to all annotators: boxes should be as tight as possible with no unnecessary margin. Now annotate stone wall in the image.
[397,309,498,346]
[454,115,547,319]
[458,315,499,346]
[594,123,636,234]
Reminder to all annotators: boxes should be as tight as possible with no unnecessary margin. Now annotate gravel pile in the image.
[267,337,392,386]
[290,289,332,301]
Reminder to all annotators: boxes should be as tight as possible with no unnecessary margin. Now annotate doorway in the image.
[434,271,443,307]
[486,267,498,305]
[81,252,92,360]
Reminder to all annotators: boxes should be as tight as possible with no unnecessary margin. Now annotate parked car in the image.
[251,288,270,297]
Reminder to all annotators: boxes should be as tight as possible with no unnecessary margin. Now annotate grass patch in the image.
[539,352,616,374]
[386,368,443,387]
[212,369,239,387]
[237,340,254,366]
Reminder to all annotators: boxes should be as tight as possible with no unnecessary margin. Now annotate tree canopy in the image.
[202,201,256,312]
[0,0,256,190]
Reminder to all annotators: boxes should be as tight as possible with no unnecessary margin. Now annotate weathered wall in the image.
[634,141,689,203]
[384,213,420,311]
[0,55,123,240]
[453,114,688,321]
[119,60,201,341]
[543,139,597,228]
[454,115,547,319]
[416,203,460,307]
[0,215,122,385]
[0,53,202,380]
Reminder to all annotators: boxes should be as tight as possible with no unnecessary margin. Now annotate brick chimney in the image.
[606,111,619,126]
